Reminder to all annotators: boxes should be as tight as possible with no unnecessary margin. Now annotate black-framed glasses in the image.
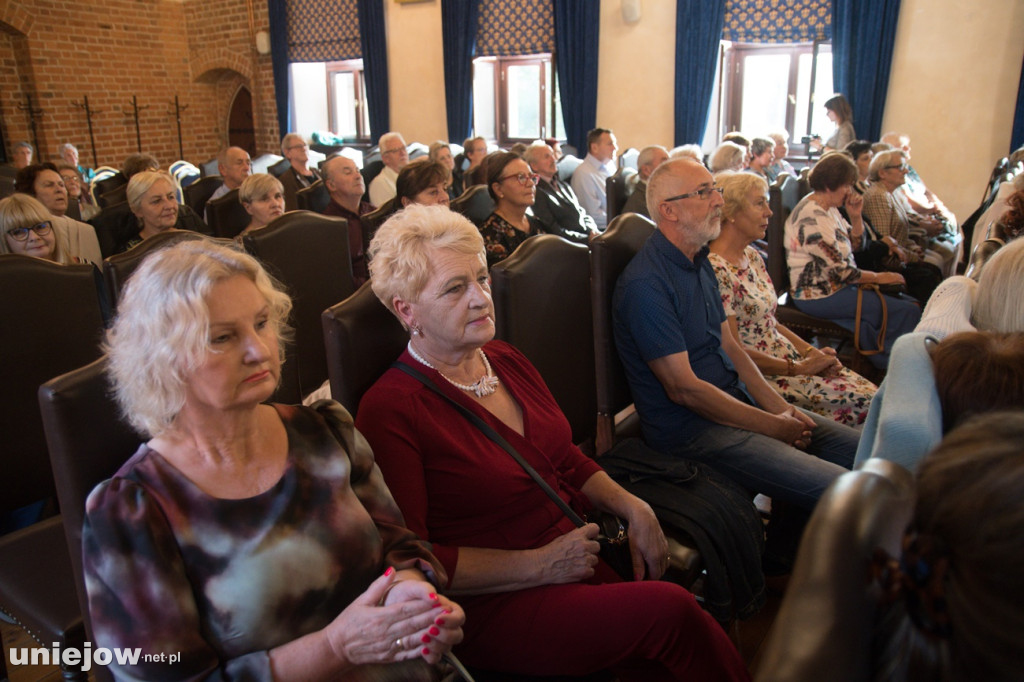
[499,172,540,186]
[884,164,909,172]
[6,221,52,241]
[663,186,724,202]
[382,146,407,156]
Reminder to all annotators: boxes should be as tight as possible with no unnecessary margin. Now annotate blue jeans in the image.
[792,286,921,369]
[673,409,859,511]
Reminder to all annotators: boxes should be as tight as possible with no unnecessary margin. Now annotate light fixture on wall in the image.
[255,30,271,55]
[622,0,641,25]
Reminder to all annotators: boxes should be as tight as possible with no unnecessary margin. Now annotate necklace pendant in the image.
[473,375,500,397]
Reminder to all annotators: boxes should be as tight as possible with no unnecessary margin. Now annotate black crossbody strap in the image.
[393,361,587,528]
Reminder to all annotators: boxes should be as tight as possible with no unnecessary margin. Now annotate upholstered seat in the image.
[296,178,330,213]
[206,188,250,239]
[183,175,224,217]
[450,184,495,227]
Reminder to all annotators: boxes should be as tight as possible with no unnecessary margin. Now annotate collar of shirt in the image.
[652,229,708,271]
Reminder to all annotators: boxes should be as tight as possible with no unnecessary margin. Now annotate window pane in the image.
[794,50,834,141]
[473,60,496,140]
[289,63,328,137]
[553,66,564,141]
[331,72,357,139]
[739,54,790,136]
[507,63,541,139]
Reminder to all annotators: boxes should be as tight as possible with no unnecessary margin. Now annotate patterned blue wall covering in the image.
[476,0,555,57]
[723,0,832,43]
[286,0,361,62]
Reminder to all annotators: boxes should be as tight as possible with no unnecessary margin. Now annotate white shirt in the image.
[570,154,614,229]
[368,166,399,207]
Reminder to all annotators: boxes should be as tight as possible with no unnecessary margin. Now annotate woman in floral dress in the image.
[709,172,876,427]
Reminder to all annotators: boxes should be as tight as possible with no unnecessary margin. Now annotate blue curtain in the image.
[674,0,725,146]
[1012,52,1024,152]
[441,0,480,142]
[358,0,389,141]
[832,0,902,142]
[268,0,291,138]
[553,0,599,154]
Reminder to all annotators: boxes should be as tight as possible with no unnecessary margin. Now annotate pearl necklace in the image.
[406,343,500,398]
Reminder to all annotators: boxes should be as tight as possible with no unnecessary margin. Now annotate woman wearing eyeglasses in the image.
[479,151,542,267]
[0,194,73,263]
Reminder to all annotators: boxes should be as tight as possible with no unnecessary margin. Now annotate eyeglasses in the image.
[499,172,540,186]
[6,221,52,241]
[884,164,909,172]
[382,146,407,156]
[663,186,724,202]
[286,144,308,151]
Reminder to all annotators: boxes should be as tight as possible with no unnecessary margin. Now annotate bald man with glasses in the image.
[613,159,858,513]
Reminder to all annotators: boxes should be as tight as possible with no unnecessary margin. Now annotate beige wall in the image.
[883,0,1024,221]
[386,0,448,144]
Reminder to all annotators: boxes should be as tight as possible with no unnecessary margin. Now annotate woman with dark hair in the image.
[373,159,452,225]
[811,94,855,152]
[478,151,542,267]
[14,161,102,264]
[785,153,921,368]
[931,331,1024,432]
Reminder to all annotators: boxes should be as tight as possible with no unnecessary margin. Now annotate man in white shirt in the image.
[368,132,409,206]
[571,127,618,230]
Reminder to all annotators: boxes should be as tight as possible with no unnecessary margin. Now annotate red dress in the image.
[356,341,750,681]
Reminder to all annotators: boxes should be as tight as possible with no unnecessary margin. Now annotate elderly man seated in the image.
[323,154,375,287]
[523,141,597,243]
[205,146,252,220]
[278,133,321,211]
[369,131,410,206]
[622,145,669,219]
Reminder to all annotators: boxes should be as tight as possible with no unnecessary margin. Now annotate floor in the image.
[3,590,780,681]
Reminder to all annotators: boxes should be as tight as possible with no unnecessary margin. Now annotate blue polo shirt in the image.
[613,229,746,450]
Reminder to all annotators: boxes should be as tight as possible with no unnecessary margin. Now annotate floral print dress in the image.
[710,247,876,426]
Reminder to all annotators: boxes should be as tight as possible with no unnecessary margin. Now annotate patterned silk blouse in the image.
[785,193,863,301]
[82,401,443,681]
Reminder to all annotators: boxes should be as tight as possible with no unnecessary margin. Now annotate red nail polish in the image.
[422,647,431,656]
[384,567,394,577]
[435,618,446,626]
[421,633,431,644]
[429,626,440,636]
[428,592,437,600]
[444,608,452,614]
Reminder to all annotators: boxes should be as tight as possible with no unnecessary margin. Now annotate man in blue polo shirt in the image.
[613,158,858,510]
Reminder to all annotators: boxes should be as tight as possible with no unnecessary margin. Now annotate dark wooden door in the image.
[228,86,256,156]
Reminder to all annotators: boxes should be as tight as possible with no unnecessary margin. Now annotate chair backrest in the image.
[766,173,797,295]
[39,357,143,661]
[360,159,385,201]
[200,158,219,177]
[92,173,128,208]
[407,142,429,160]
[797,167,811,199]
[361,201,395,237]
[250,153,284,175]
[322,281,408,416]
[755,458,914,682]
[242,211,354,404]
[98,183,128,209]
[296,179,331,213]
[491,235,595,445]
[169,160,201,190]
[619,147,639,171]
[266,157,291,177]
[206,188,250,239]
[982,156,1010,204]
[605,168,636,225]
[590,213,655,455]
[557,154,583,182]
[102,230,211,305]
[65,197,83,221]
[0,255,106,511]
[450,184,495,227]
[0,173,15,199]
[183,175,224,216]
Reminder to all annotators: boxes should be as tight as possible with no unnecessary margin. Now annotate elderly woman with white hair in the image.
[111,169,181,253]
[709,141,746,174]
[354,204,749,681]
[83,240,464,681]
[238,172,286,235]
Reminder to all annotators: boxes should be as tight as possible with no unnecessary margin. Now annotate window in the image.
[472,54,564,146]
[716,42,833,149]
[288,59,370,143]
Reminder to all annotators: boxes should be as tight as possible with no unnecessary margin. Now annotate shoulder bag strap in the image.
[393,361,587,528]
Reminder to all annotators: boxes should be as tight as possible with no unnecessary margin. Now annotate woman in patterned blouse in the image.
[478,151,542,267]
[708,172,877,426]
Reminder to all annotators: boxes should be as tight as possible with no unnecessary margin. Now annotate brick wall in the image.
[0,0,279,171]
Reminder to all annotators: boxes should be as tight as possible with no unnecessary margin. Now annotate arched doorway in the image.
[228,86,256,156]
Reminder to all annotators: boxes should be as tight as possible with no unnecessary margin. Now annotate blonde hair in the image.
[974,238,1024,333]
[0,194,71,263]
[716,171,768,223]
[105,240,292,437]
[239,173,284,205]
[126,170,176,213]
[709,142,746,173]
[368,204,485,327]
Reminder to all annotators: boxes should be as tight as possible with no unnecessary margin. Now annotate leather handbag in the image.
[394,361,635,581]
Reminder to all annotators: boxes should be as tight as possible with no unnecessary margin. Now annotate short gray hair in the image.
[126,170,175,213]
[368,204,485,327]
[522,142,551,168]
[868,149,906,182]
[281,133,305,156]
[709,142,746,173]
[974,238,1024,333]
[105,240,292,437]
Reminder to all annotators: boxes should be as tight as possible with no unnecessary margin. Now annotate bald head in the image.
[218,146,252,189]
[323,155,365,206]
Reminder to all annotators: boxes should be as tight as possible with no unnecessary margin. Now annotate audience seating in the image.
[102,230,217,305]
[618,147,639,171]
[605,168,636,225]
[0,173,14,199]
[205,188,250,239]
[755,458,913,682]
[242,211,354,404]
[88,201,131,259]
[360,159,385,203]
[321,281,408,416]
[65,197,82,221]
[88,167,123,205]
[92,172,128,209]
[491,234,596,447]
[169,160,201,189]
[450,184,495,227]
[0,255,108,682]
[39,357,136,682]
[266,157,291,177]
[360,201,394,236]
[199,158,219,177]
[407,142,428,160]
[98,183,128,209]
[556,154,583,183]
[183,175,223,217]
[250,153,285,176]
[296,179,330,213]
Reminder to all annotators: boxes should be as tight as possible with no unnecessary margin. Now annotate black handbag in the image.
[393,361,636,581]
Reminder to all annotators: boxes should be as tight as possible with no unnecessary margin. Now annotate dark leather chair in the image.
[98,183,128,209]
[183,175,224,216]
[450,184,495,227]
[101,230,216,305]
[296,179,330,213]
[491,235,595,446]
[755,458,914,682]
[0,255,107,682]
[589,212,655,456]
[205,188,250,239]
[39,357,139,682]
[88,201,132,259]
[242,211,354,404]
[65,197,82,221]
[0,173,15,199]
[321,281,408,416]
[199,158,219,177]
[360,201,395,237]
[91,172,127,208]
[604,168,635,225]
[360,159,385,203]
[266,157,291,178]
